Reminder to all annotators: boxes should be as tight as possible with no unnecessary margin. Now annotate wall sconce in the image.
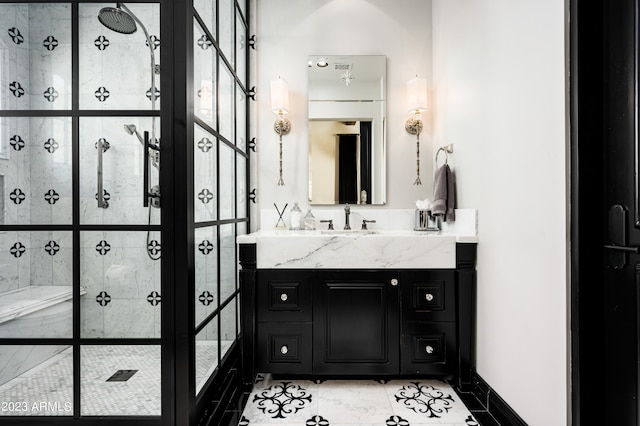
[271,77,291,186]
[405,76,427,185]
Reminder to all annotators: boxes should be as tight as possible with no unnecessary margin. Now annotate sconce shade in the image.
[271,77,290,115]
[407,76,427,113]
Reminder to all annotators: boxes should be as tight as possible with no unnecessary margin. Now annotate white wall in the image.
[432,1,568,425]
[256,0,433,224]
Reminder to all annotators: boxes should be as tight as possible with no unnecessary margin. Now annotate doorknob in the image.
[604,244,640,253]
[607,204,632,269]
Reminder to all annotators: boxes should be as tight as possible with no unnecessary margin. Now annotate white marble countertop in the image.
[236,228,478,244]
[237,209,477,269]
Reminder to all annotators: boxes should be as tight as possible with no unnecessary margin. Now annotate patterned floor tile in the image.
[242,376,318,423]
[239,376,481,426]
[385,380,475,424]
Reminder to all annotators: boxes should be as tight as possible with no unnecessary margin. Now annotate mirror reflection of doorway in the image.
[337,134,357,204]
[310,120,372,204]
[337,122,371,204]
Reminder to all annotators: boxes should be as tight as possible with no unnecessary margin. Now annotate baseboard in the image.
[472,372,528,426]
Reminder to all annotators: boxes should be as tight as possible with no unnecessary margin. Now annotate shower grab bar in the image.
[143,131,160,207]
[97,138,107,208]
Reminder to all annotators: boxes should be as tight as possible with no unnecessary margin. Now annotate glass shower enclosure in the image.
[0,0,250,423]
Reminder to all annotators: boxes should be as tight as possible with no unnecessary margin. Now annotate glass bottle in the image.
[303,209,316,230]
[289,202,302,230]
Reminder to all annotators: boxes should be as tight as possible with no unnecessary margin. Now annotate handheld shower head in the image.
[124,124,145,145]
[98,5,137,34]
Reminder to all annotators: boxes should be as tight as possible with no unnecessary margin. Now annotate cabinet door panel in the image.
[401,270,456,322]
[313,270,399,374]
[401,321,456,376]
[256,322,312,374]
[257,270,312,322]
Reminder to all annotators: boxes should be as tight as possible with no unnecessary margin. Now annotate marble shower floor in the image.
[239,374,481,426]
[0,341,232,416]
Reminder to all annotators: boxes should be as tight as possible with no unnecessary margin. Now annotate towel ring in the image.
[435,144,454,167]
[436,148,448,166]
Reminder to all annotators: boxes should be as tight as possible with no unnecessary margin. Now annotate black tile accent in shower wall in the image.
[95,240,111,255]
[10,135,25,151]
[44,240,60,255]
[146,35,160,50]
[197,34,212,49]
[198,188,214,204]
[10,242,26,258]
[197,137,214,152]
[199,291,214,306]
[43,35,58,51]
[94,35,109,50]
[8,27,24,44]
[147,240,161,257]
[94,189,111,204]
[198,240,214,255]
[44,189,60,205]
[44,138,59,153]
[96,291,111,307]
[9,81,25,97]
[94,86,110,101]
[147,291,161,306]
[43,87,59,102]
[10,188,25,204]
[146,87,160,101]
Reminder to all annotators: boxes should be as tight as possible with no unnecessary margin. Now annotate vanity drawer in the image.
[257,270,312,322]
[256,322,312,374]
[401,321,456,376]
[400,270,456,322]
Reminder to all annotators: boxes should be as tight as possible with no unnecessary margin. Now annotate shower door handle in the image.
[143,131,150,207]
[143,131,160,207]
[97,138,108,208]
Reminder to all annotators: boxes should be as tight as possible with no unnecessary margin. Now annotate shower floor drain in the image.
[106,369,138,382]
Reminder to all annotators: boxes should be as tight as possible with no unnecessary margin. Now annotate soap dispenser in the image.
[303,209,316,230]
[289,202,302,230]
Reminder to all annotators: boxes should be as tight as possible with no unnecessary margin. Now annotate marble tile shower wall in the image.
[0,3,162,339]
[0,4,73,111]
[79,3,161,110]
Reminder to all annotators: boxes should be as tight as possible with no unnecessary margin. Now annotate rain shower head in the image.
[98,5,137,35]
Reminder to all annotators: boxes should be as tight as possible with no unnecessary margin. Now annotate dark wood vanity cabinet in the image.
[239,243,477,388]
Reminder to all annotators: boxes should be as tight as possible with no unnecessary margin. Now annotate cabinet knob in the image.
[425,293,434,301]
[390,278,398,286]
[425,345,434,354]
[280,345,289,355]
[280,293,288,302]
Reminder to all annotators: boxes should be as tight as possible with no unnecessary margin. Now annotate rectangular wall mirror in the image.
[308,55,386,205]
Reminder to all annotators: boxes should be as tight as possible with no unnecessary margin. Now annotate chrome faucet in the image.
[344,203,351,230]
